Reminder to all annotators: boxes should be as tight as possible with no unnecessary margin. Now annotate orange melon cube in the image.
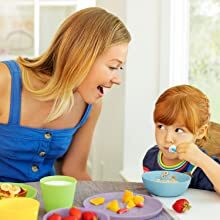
[106,200,120,213]
[126,199,136,209]
[89,197,105,206]
[122,190,134,203]
[133,195,145,205]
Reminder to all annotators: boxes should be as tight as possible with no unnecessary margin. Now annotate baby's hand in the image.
[176,143,203,166]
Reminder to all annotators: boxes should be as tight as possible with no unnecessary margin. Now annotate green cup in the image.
[40,175,77,212]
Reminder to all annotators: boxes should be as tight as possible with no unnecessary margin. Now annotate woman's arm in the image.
[61,100,102,180]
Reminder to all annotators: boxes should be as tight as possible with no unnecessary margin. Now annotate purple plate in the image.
[83,192,163,220]
[43,207,110,220]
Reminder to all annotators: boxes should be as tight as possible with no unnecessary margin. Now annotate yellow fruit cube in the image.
[126,199,136,209]
[89,197,105,206]
[122,190,134,203]
[106,200,120,212]
[133,195,145,205]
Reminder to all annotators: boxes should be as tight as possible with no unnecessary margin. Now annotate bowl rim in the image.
[142,170,192,183]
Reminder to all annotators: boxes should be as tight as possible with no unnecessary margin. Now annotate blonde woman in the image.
[0,7,131,182]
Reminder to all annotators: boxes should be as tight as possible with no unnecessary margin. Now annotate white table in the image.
[121,170,220,220]
[154,188,220,220]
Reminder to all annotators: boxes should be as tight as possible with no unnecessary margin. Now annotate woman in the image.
[0,7,131,182]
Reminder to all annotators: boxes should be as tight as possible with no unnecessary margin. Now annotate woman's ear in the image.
[196,124,208,140]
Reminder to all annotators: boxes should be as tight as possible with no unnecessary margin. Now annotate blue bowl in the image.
[142,171,191,197]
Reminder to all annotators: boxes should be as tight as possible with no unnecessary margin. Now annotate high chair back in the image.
[201,121,220,158]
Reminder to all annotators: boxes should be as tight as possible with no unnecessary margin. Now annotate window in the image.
[190,0,220,122]
[160,0,220,123]
[0,0,96,60]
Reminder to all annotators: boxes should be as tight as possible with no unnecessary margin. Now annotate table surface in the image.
[154,188,220,220]
[30,181,174,220]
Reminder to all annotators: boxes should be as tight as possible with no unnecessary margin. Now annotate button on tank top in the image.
[0,60,92,182]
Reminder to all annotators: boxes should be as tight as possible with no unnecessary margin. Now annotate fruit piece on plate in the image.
[133,195,145,207]
[117,208,129,214]
[126,199,136,209]
[69,207,82,219]
[122,190,133,203]
[9,185,21,195]
[82,211,98,220]
[0,183,12,192]
[106,199,120,212]
[47,213,62,220]
[135,202,144,208]
[89,197,105,206]
[17,187,27,197]
[133,195,144,204]
[0,183,27,198]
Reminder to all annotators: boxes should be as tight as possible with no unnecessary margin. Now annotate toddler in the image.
[143,85,220,193]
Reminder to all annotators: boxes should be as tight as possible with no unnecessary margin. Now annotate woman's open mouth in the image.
[97,86,104,96]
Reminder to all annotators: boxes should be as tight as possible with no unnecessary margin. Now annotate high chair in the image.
[201,121,220,158]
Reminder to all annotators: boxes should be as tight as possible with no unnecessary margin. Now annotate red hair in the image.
[154,85,210,146]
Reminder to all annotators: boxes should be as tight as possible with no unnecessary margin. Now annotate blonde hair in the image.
[154,85,210,147]
[17,7,131,122]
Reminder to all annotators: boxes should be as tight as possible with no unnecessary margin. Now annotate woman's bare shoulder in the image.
[0,62,11,116]
[0,62,11,94]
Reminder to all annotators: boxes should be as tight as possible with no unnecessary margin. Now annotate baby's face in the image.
[155,121,196,160]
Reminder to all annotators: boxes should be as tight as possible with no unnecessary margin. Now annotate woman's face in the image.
[77,43,128,104]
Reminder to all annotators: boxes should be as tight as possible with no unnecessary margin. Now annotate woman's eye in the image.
[109,66,124,71]
[175,128,184,133]
[109,67,118,70]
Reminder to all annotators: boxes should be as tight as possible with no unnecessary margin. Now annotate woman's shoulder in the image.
[0,62,11,92]
[0,62,11,116]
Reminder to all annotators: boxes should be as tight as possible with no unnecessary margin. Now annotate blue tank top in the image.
[0,60,92,182]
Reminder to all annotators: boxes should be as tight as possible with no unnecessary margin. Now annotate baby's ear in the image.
[196,124,208,140]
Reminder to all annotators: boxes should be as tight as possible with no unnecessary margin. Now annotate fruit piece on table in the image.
[106,199,120,212]
[82,211,98,220]
[69,207,82,219]
[172,198,191,213]
[122,190,133,203]
[89,197,105,205]
[126,199,136,209]
[47,213,62,220]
